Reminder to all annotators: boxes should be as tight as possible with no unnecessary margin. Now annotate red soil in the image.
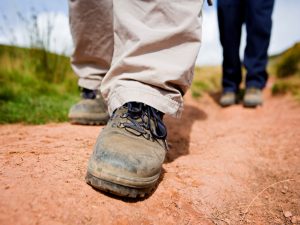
[1,88,300,225]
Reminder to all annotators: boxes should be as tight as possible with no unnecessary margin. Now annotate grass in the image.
[0,45,223,124]
[275,43,300,78]
[0,45,80,124]
[191,66,222,98]
[1,40,299,124]
[271,77,300,100]
[269,42,300,99]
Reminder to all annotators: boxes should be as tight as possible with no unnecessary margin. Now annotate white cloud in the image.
[196,8,222,66]
[36,12,73,54]
[269,0,300,54]
[1,1,299,64]
[0,11,73,55]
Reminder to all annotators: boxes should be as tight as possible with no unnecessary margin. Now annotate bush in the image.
[276,43,300,78]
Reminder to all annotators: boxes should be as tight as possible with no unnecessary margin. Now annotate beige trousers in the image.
[69,0,204,118]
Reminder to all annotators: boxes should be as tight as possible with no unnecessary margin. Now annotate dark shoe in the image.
[219,92,237,107]
[243,87,263,108]
[68,88,109,125]
[85,102,168,198]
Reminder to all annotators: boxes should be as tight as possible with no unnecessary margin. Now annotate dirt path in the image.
[1,87,300,225]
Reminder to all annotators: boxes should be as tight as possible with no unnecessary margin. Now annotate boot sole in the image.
[220,100,238,107]
[243,102,262,108]
[85,172,155,198]
[69,118,108,125]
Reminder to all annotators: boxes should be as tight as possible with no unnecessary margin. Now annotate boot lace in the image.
[116,102,167,143]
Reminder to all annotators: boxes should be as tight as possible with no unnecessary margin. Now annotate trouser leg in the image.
[100,0,204,118]
[217,0,244,93]
[244,0,275,89]
[68,0,114,90]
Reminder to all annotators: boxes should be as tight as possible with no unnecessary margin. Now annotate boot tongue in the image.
[123,102,167,140]
[127,102,143,116]
[82,88,97,99]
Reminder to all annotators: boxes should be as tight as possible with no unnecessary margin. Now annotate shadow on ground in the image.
[209,91,222,105]
[164,104,207,163]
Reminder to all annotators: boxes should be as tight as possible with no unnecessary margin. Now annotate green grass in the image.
[0,45,80,124]
[271,77,300,100]
[191,66,222,98]
[275,43,300,78]
[270,42,300,99]
[1,41,299,124]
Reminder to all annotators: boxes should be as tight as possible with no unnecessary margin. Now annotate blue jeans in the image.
[218,0,275,92]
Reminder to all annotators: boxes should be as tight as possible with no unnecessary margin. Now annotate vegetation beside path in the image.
[192,42,300,100]
[0,45,79,124]
[0,42,299,124]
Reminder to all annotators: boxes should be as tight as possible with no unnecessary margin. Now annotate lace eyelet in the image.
[117,122,125,128]
[121,113,128,118]
[143,133,150,140]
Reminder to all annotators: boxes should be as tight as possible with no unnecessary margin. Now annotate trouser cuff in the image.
[107,87,184,118]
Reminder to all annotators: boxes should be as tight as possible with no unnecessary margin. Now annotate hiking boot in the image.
[219,91,237,107]
[85,102,168,198]
[68,88,109,125]
[243,87,263,108]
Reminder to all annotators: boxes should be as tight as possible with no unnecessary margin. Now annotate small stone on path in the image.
[284,211,293,218]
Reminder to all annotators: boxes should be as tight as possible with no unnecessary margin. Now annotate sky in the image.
[0,0,299,66]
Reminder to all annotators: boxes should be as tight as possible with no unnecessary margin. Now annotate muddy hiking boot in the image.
[85,102,168,198]
[68,88,109,125]
[219,91,237,107]
[243,87,263,108]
